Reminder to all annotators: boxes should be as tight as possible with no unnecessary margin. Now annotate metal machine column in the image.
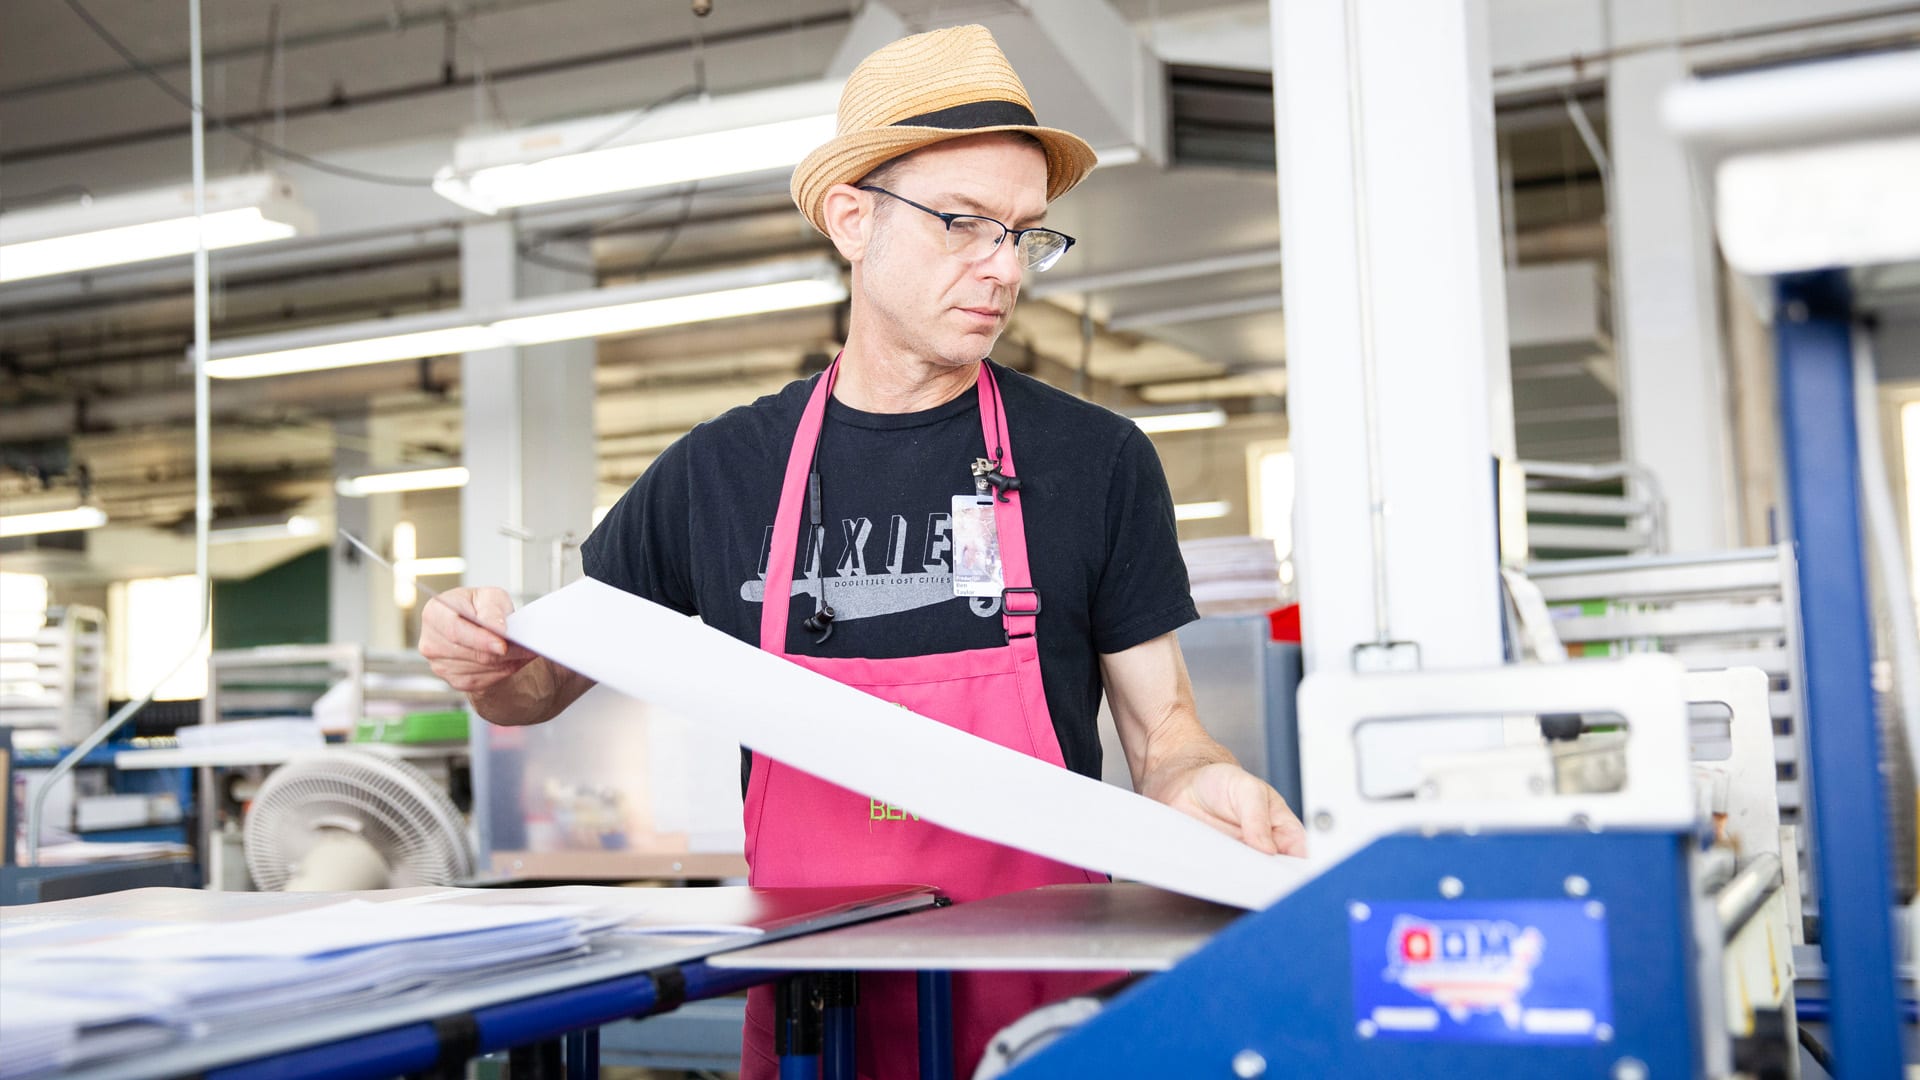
[1269,0,1513,796]
[1774,269,1903,1076]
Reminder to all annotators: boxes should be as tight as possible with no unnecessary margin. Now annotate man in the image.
[420,23,1304,1079]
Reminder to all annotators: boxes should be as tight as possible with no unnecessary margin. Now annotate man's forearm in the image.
[469,657,592,726]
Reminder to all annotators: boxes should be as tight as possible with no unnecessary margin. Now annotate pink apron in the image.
[739,361,1114,1079]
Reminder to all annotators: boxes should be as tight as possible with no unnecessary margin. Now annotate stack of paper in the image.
[1181,535,1287,616]
[27,839,191,866]
[0,899,620,1075]
[0,988,174,1079]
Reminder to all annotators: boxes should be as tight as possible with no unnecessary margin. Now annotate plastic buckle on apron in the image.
[1002,586,1041,641]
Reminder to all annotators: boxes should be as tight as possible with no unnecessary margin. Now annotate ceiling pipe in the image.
[1026,248,1281,301]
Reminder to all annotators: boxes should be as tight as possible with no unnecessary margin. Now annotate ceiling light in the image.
[208,257,846,379]
[337,467,470,498]
[207,325,504,381]
[207,514,321,545]
[401,556,467,577]
[1174,501,1232,521]
[433,80,842,214]
[0,173,312,284]
[1131,407,1228,434]
[393,521,419,607]
[492,278,844,345]
[0,506,108,538]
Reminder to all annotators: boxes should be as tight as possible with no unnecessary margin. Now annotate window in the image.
[0,572,50,701]
[1249,444,1296,586]
[1906,402,1920,619]
[109,576,208,701]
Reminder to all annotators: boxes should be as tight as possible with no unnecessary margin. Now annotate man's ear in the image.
[821,184,870,262]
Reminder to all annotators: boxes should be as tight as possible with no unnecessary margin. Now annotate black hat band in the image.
[894,100,1038,131]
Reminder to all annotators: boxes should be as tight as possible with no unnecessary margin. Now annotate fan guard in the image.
[245,747,473,890]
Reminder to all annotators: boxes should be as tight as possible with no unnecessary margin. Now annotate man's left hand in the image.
[1160,761,1307,857]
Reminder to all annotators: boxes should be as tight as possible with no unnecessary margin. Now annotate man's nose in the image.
[978,234,1025,288]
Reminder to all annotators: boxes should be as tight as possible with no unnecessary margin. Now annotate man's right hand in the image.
[418,586,538,694]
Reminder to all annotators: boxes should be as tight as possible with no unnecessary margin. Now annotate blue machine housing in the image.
[1009,831,1700,1078]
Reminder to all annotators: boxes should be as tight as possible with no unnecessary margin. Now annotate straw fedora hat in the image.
[790,24,1098,236]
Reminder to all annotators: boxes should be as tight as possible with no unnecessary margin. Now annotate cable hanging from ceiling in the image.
[51,0,711,191]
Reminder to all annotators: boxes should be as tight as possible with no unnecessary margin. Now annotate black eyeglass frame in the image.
[857,185,1077,271]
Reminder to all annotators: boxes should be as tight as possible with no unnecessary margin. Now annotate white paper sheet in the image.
[508,578,1313,910]
[43,900,594,961]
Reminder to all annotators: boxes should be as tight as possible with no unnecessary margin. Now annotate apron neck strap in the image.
[758,360,1036,653]
[977,363,1038,641]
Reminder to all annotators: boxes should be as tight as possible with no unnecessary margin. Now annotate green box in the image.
[353,709,469,745]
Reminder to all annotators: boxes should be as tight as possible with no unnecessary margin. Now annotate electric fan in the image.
[244,747,474,891]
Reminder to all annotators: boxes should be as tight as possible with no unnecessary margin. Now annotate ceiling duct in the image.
[1167,65,1275,171]
[844,1,1166,164]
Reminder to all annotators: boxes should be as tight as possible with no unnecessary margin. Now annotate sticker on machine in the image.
[1347,899,1615,1044]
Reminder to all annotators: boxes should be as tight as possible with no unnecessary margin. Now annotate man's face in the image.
[853,134,1050,369]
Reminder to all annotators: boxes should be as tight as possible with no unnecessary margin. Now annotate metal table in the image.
[709,883,1244,1080]
[711,882,1241,972]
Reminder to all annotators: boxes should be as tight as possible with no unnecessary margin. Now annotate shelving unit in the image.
[0,605,107,744]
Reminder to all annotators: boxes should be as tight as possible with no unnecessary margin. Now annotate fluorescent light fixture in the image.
[1132,407,1228,435]
[337,466,470,498]
[210,326,504,381]
[208,256,847,379]
[393,522,419,607]
[0,506,108,538]
[1175,500,1232,521]
[493,278,842,345]
[392,517,463,609]
[207,514,321,545]
[434,80,842,214]
[0,173,312,283]
[1906,402,1920,616]
[403,556,467,577]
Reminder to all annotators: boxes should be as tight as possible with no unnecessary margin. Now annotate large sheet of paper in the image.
[509,579,1312,910]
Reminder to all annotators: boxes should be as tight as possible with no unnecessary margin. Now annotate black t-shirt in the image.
[580,360,1199,781]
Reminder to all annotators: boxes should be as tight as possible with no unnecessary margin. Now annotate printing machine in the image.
[987,656,1804,1079]
[712,654,1812,1080]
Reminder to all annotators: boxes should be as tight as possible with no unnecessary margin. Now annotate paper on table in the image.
[508,578,1314,910]
[45,899,597,961]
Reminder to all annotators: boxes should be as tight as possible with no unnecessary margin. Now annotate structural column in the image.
[459,220,597,863]
[458,222,597,599]
[1608,31,1737,553]
[1270,0,1512,795]
[329,412,403,650]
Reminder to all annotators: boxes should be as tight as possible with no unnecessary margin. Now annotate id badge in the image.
[951,494,1005,597]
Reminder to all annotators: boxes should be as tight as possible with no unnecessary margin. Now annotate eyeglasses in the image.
[858,186,1076,272]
